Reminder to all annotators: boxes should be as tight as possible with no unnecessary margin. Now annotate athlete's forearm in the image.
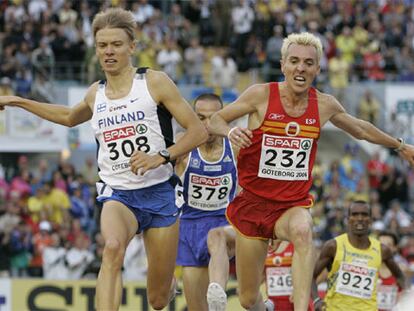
[168,121,207,161]
[12,97,73,127]
[357,120,401,149]
[209,112,232,137]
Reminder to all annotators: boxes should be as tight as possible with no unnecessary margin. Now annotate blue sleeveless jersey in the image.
[181,138,237,219]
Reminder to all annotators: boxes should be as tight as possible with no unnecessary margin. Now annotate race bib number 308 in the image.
[335,263,376,299]
[258,134,313,181]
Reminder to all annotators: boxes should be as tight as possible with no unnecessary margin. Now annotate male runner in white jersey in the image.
[0,8,207,311]
[175,94,239,311]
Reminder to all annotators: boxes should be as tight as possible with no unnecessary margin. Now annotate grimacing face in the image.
[95,27,135,75]
[195,99,222,143]
[281,43,320,95]
[348,203,372,236]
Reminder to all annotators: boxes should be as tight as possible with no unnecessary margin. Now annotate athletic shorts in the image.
[96,176,181,233]
[226,189,313,240]
[176,215,229,267]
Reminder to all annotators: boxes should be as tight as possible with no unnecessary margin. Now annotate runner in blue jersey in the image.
[0,8,207,311]
[175,94,238,311]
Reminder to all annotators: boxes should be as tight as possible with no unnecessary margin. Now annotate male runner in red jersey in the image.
[209,32,414,311]
[265,240,313,311]
[377,231,408,310]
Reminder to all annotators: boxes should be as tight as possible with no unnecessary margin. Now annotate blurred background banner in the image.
[0,109,67,152]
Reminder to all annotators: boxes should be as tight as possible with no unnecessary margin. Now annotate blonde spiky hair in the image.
[281,32,323,63]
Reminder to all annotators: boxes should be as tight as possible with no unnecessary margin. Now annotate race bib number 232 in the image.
[258,134,313,181]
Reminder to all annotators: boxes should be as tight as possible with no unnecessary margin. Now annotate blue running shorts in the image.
[177,215,229,267]
[96,176,181,233]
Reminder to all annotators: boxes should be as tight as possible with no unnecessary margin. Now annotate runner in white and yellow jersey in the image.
[311,201,407,311]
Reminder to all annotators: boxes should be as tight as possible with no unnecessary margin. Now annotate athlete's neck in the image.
[105,65,136,97]
[279,81,308,106]
[347,233,371,249]
[199,137,222,157]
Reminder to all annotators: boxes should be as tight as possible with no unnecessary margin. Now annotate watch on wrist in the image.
[158,149,171,163]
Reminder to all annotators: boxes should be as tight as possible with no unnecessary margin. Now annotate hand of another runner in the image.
[130,151,165,175]
[314,299,325,311]
[0,95,18,110]
[227,126,252,148]
[399,143,414,167]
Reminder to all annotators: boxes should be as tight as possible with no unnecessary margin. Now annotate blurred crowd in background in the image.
[0,0,414,283]
[0,0,414,97]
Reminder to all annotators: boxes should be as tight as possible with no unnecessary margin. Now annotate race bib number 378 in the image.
[188,173,232,211]
[258,134,313,181]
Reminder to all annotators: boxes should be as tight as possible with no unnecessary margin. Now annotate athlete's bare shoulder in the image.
[84,81,100,110]
[241,83,269,106]
[315,89,345,126]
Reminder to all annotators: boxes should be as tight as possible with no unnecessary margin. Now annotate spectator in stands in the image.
[335,26,357,64]
[0,77,14,96]
[328,49,349,106]
[123,235,147,281]
[183,37,204,84]
[362,41,386,81]
[0,196,21,234]
[0,231,12,277]
[27,187,45,223]
[14,68,32,97]
[131,0,154,25]
[65,235,94,279]
[358,89,380,126]
[31,37,55,79]
[384,199,412,233]
[10,169,32,199]
[366,151,388,192]
[41,181,71,225]
[211,48,238,90]
[264,25,284,82]
[379,167,402,210]
[42,232,67,279]
[29,220,53,277]
[231,0,254,71]
[156,38,182,83]
[0,45,18,79]
[9,220,32,277]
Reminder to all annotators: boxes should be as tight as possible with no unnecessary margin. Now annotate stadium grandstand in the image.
[0,0,413,310]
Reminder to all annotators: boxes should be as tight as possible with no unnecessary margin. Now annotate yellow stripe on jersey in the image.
[260,126,319,139]
[263,121,320,133]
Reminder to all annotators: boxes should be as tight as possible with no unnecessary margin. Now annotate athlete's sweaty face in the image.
[348,203,372,237]
[95,27,135,75]
[281,43,320,95]
[195,99,222,143]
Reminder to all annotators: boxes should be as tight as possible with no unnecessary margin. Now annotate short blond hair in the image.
[281,32,323,63]
[92,8,136,42]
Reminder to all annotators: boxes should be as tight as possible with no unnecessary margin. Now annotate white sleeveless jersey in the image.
[90,71,174,190]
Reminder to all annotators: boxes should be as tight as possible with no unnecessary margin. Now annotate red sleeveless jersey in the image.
[238,82,320,202]
[377,273,399,311]
[265,243,313,311]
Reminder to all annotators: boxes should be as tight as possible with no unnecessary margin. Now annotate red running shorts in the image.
[226,189,313,240]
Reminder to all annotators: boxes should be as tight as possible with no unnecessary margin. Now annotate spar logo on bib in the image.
[342,263,371,276]
[191,175,228,186]
[301,139,312,150]
[103,126,135,142]
[264,136,301,149]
